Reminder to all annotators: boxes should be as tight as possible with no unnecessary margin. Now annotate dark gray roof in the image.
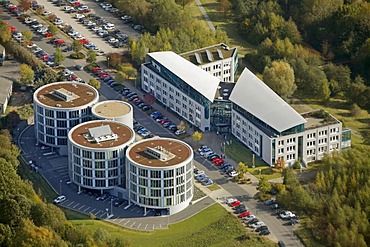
[229,68,306,132]
[0,80,13,104]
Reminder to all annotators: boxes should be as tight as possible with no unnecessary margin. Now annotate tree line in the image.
[233,0,370,110]
[273,147,370,246]
[0,129,130,246]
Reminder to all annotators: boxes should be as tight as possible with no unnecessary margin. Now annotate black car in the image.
[142,105,151,111]
[255,225,268,232]
[246,218,259,225]
[259,229,270,235]
[234,204,246,210]
[235,208,248,214]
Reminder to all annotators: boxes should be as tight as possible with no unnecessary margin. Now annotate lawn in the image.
[225,136,266,168]
[70,203,276,247]
[207,183,221,191]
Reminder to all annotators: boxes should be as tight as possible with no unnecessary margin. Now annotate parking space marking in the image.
[130,207,136,212]
[123,220,130,226]
[137,223,141,229]
[136,209,142,214]
[145,224,148,230]
[130,222,135,228]
[73,203,80,209]
[124,204,131,210]
[99,212,106,218]
[118,218,125,224]
[78,205,85,210]
[83,206,90,212]
[89,208,96,214]
[94,210,101,216]
[67,201,74,207]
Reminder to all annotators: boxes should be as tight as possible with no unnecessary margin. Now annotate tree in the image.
[88,78,100,90]
[72,40,83,55]
[258,176,272,195]
[350,103,362,117]
[177,120,186,131]
[236,162,249,182]
[118,64,137,79]
[47,25,58,37]
[53,47,65,66]
[175,0,192,9]
[262,60,296,99]
[192,131,203,148]
[19,64,34,85]
[86,50,97,64]
[21,30,32,43]
[219,0,232,18]
[18,0,31,11]
[107,53,123,68]
[0,20,12,42]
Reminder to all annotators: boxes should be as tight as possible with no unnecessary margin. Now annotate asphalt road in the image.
[5,4,302,245]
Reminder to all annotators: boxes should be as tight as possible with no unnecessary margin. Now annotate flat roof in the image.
[128,138,192,168]
[148,51,220,102]
[302,110,340,130]
[181,43,237,65]
[230,68,306,132]
[92,100,131,118]
[70,120,134,148]
[34,82,98,108]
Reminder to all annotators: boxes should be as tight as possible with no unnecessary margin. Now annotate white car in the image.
[75,13,85,19]
[194,170,204,177]
[77,5,88,11]
[53,19,63,25]
[251,221,265,228]
[54,195,66,204]
[199,148,212,156]
[228,170,239,177]
[12,32,22,39]
[280,211,296,219]
[24,18,37,24]
[42,11,52,16]
[96,51,105,56]
[103,23,115,30]
[32,47,42,53]
[243,214,256,220]
[226,198,238,205]
[175,130,186,136]
[27,43,37,49]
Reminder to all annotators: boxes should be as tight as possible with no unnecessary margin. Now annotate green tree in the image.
[86,50,97,64]
[262,60,296,98]
[21,30,33,43]
[88,78,100,90]
[219,0,232,18]
[72,40,83,55]
[236,162,249,182]
[47,25,58,37]
[119,64,137,79]
[350,103,362,117]
[19,64,34,85]
[192,131,203,148]
[282,168,299,190]
[258,176,272,195]
[0,20,12,42]
[53,47,65,66]
[175,0,192,9]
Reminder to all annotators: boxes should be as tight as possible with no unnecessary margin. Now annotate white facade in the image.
[232,110,343,167]
[180,43,238,82]
[33,82,99,155]
[142,65,210,131]
[126,138,194,215]
[68,120,135,191]
[91,100,133,129]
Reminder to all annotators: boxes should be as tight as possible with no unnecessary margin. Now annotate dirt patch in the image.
[8,90,32,107]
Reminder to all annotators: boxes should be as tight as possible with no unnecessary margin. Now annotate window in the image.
[95,152,105,160]
[151,170,161,179]
[83,150,92,159]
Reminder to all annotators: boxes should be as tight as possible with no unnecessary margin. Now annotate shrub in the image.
[70,52,86,59]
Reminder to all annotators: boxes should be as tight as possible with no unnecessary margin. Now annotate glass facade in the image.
[210,100,232,132]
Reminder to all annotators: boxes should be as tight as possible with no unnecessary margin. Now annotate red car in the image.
[99,73,109,79]
[55,39,65,45]
[44,32,52,37]
[41,54,50,61]
[10,26,17,32]
[238,211,251,218]
[230,200,241,207]
[161,119,169,125]
[72,2,80,7]
[82,9,91,13]
[93,67,101,72]
[213,158,224,166]
[77,38,88,45]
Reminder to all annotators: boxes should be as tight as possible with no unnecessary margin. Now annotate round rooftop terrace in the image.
[127,138,192,168]
[69,120,134,149]
[91,100,132,119]
[34,81,99,109]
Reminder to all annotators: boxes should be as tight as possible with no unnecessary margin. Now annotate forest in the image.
[277,147,370,247]
[121,0,369,111]
[0,130,130,246]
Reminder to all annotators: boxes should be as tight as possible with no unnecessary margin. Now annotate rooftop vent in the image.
[194,53,201,64]
[55,104,62,107]
[72,83,77,88]
[39,95,45,99]
[221,44,229,50]
[206,49,213,62]
[84,125,118,143]
[87,92,93,96]
[217,49,224,59]
[52,88,80,102]
[145,146,175,162]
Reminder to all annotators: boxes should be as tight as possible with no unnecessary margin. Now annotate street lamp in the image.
[110,198,114,217]
[59,180,62,195]
[107,57,110,68]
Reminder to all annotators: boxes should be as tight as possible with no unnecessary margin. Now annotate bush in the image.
[86,63,98,72]
[70,52,86,59]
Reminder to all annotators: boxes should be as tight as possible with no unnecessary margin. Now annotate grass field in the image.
[70,203,276,247]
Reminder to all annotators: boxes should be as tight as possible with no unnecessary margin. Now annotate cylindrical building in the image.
[91,100,133,129]
[68,120,135,192]
[33,81,99,155]
[126,137,194,215]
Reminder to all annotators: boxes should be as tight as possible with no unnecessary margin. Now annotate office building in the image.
[91,100,133,129]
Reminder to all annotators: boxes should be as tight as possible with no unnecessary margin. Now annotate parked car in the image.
[230,200,241,207]
[279,211,296,219]
[255,225,268,232]
[196,174,207,181]
[264,199,276,205]
[259,229,270,235]
[54,195,66,204]
[251,221,265,228]
[238,211,251,218]
[228,170,239,177]
[96,193,110,201]
[201,179,213,186]
[194,170,204,177]
[175,130,186,136]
